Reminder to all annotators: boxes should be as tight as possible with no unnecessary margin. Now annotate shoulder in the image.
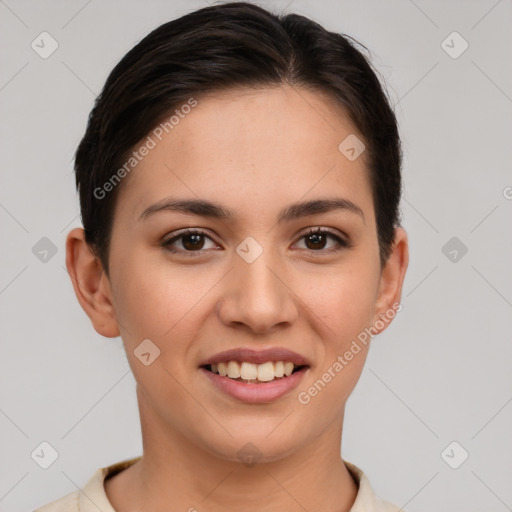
[344,460,405,512]
[33,456,142,512]
[33,490,79,511]
[373,497,404,512]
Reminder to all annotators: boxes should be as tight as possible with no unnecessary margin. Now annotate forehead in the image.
[114,85,373,223]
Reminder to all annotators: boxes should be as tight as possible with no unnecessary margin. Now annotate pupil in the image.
[183,234,204,250]
[307,233,325,250]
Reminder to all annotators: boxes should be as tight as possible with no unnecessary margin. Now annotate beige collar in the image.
[39,456,398,512]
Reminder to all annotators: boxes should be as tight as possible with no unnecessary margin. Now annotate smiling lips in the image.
[200,347,310,384]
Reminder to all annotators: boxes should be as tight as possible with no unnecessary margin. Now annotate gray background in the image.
[1,0,511,511]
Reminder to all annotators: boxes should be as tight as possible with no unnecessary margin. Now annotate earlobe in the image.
[372,227,409,334]
[65,227,120,338]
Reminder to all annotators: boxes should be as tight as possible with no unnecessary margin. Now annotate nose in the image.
[217,248,299,334]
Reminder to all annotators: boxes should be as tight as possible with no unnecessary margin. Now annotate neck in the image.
[105,388,358,512]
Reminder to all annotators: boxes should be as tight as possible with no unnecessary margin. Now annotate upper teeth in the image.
[211,361,297,382]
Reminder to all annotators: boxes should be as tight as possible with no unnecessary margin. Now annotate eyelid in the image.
[297,226,350,244]
[163,227,213,241]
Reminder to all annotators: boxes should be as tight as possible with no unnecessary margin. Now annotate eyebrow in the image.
[139,197,365,223]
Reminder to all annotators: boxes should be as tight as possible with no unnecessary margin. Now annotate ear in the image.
[371,227,409,334]
[65,227,120,338]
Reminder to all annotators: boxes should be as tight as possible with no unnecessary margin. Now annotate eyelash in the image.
[161,227,351,256]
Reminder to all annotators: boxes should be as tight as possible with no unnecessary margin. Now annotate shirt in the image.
[34,456,402,511]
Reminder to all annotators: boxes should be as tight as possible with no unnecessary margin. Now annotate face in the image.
[73,85,407,463]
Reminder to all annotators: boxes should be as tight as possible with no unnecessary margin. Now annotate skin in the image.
[66,84,408,512]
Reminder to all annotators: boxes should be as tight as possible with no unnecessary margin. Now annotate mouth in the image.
[201,361,308,384]
[198,347,311,403]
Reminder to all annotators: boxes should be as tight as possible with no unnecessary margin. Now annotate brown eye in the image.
[181,233,205,250]
[295,228,350,253]
[162,229,217,254]
[304,231,328,250]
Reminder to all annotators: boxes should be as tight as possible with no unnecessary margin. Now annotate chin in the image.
[198,428,305,465]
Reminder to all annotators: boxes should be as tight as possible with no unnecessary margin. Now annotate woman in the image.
[36,2,408,510]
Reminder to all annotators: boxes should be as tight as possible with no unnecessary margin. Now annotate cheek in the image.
[312,286,374,401]
[111,259,211,399]
[295,272,375,414]
[111,250,220,342]
[303,263,379,342]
